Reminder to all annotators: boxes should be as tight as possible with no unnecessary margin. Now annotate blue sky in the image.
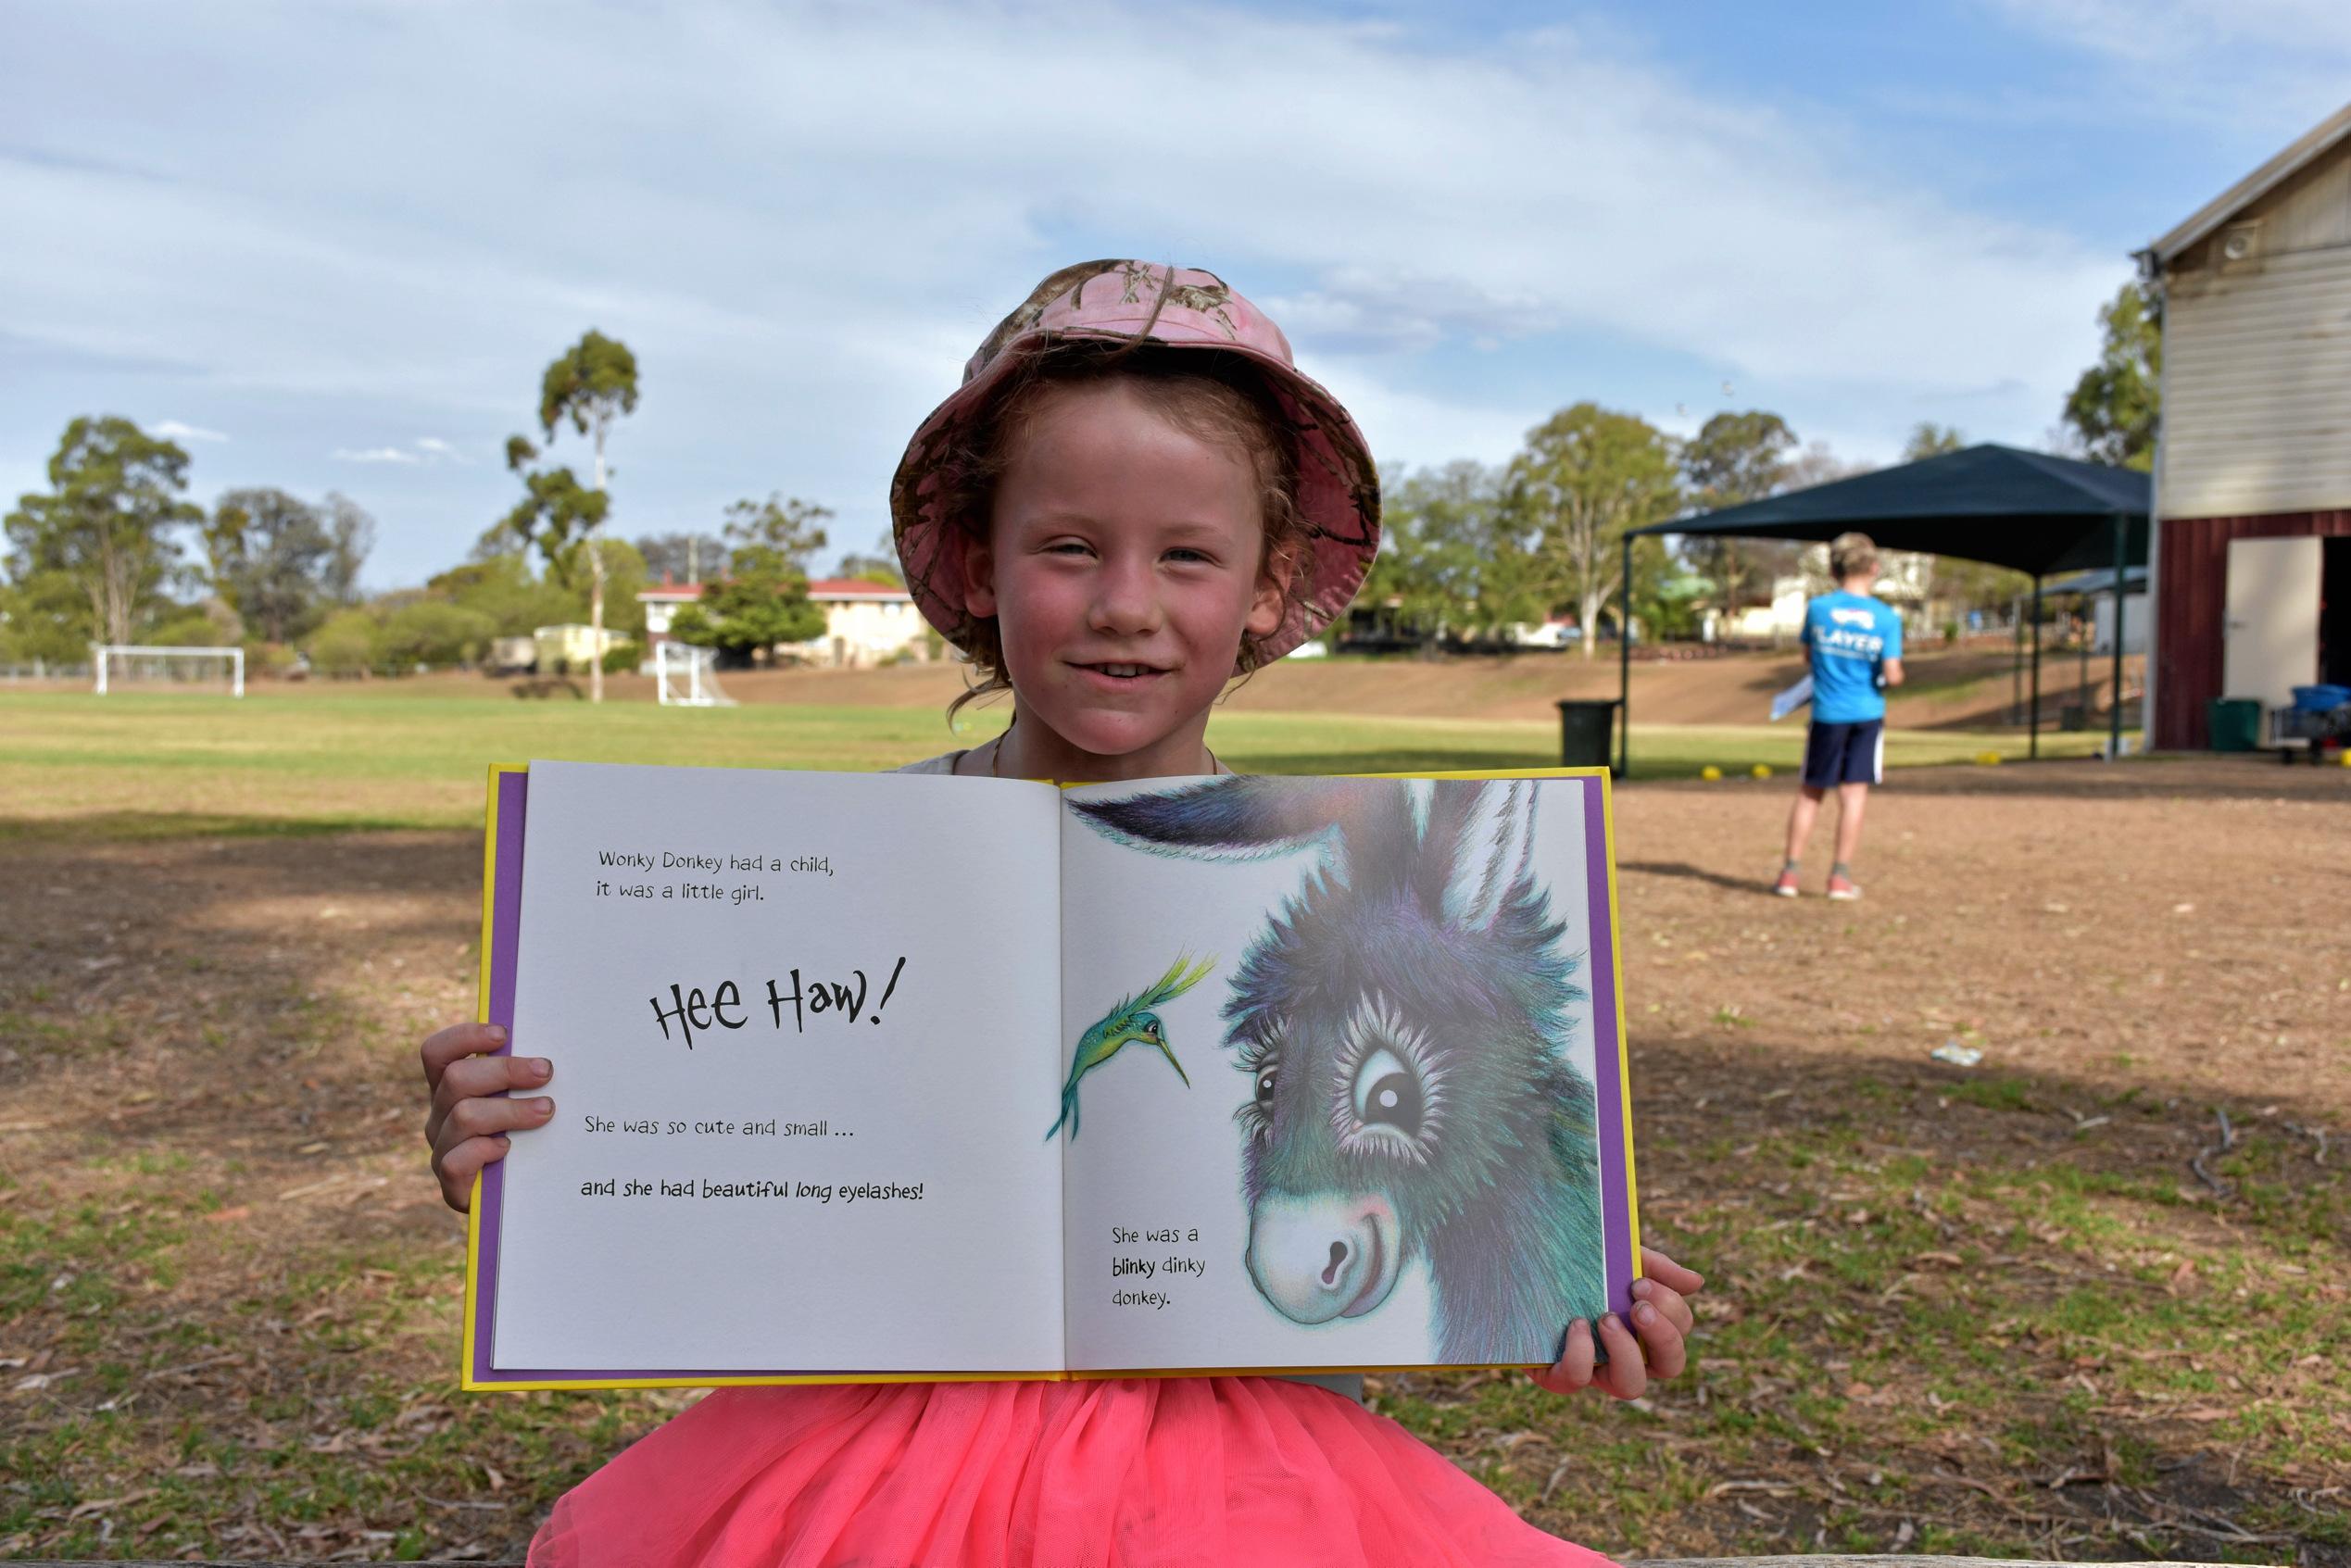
[4,1,2345,593]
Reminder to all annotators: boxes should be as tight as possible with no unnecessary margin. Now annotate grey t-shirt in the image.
[893,748,1362,1403]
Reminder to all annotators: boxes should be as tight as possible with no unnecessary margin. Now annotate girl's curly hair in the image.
[926,338,1315,723]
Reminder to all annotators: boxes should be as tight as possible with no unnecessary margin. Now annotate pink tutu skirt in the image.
[529,1376,1616,1568]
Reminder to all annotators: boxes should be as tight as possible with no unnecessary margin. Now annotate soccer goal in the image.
[93,645,245,697]
[655,641,734,708]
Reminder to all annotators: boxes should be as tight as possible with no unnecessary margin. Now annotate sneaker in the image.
[1772,869,1801,897]
[1826,873,1863,901]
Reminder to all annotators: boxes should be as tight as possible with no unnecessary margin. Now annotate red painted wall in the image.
[2156,509,2351,748]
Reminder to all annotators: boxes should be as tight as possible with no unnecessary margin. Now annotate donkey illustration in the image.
[1072,776,1605,1364]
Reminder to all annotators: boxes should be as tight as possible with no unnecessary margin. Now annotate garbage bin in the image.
[1555,698,1621,771]
[2208,697,2261,752]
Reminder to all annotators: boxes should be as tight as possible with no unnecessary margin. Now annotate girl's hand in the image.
[421,1021,554,1212]
[1530,1248,1702,1400]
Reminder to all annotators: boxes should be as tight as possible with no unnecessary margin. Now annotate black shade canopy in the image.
[1635,444,2148,577]
[1613,443,2151,774]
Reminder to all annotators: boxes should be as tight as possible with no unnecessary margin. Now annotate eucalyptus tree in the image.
[2063,282,2160,471]
[1507,404,1681,658]
[521,331,638,702]
[5,416,201,647]
[204,487,371,643]
[499,434,611,671]
[722,494,832,571]
[1679,411,1799,612]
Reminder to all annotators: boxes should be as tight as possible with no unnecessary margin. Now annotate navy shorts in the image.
[1804,720,1884,788]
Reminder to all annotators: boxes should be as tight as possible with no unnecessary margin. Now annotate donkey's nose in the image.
[1245,1192,1399,1325]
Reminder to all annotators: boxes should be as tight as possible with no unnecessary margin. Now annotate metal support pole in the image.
[2010,595,2022,721]
[1616,533,1633,779]
[2029,576,2043,761]
[2080,602,2089,710]
[2109,513,2127,760]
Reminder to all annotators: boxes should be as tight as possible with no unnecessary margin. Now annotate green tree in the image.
[2063,281,2161,470]
[1903,422,1967,460]
[321,493,374,604]
[0,569,93,664]
[308,606,383,677]
[425,554,585,637]
[1631,538,1708,641]
[380,599,497,668]
[144,606,233,649]
[1930,558,2030,619]
[1679,410,1798,611]
[1508,404,1681,659]
[547,535,650,635]
[500,436,611,665]
[723,494,832,571]
[668,545,825,663]
[205,488,343,642]
[528,330,639,703]
[5,417,201,646]
[1361,461,1537,644]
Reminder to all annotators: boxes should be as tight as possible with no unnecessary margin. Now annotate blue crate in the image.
[2292,684,2351,713]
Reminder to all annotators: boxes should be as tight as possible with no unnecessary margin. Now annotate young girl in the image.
[421,260,1702,1567]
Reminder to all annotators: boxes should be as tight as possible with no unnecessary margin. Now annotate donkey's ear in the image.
[1070,776,1390,870]
[1428,779,1540,931]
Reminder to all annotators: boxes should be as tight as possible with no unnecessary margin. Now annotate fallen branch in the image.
[2188,1107,2236,1198]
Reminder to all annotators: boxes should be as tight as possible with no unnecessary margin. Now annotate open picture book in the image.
[464,760,1641,1390]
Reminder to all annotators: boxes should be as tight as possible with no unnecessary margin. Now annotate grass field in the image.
[0,689,2118,844]
[2,686,2336,1563]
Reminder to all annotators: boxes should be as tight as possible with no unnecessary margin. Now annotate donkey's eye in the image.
[1352,1047,1422,1137]
[1254,1064,1277,1113]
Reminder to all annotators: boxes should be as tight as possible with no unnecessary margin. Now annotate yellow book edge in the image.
[461,763,1641,1392]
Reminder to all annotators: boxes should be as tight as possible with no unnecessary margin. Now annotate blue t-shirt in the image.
[1804,590,1903,723]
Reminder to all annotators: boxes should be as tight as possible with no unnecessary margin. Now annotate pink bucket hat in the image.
[891,259,1380,666]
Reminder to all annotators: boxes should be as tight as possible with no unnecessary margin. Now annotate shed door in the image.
[2222,536,2322,706]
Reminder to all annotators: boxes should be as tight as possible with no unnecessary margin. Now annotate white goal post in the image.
[93,645,245,697]
[654,641,733,708]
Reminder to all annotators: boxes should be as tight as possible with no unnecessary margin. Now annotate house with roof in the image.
[2138,100,2351,747]
[637,577,934,669]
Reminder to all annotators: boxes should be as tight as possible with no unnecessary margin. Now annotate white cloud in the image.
[153,419,226,443]
[1981,0,2351,128]
[332,436,471,466]
[3,1,2169,584]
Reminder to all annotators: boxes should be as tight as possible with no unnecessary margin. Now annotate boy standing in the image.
[1776,532,1905,899]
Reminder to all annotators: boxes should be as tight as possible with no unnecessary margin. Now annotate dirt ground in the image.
[2,757,2345,1560]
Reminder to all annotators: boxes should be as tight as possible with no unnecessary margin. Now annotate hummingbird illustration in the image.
[1045,953,1215,1142]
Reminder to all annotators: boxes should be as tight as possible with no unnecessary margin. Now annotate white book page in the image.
[494,761,1064,1374]
[1056,775,1604,1374]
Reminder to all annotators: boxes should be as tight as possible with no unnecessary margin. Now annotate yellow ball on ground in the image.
[1977,750,2004,766]
[1700,765,1723,782]
[2339,748,2351,769]
[1751,763,1773,780]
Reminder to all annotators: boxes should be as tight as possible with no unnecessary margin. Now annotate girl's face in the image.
[965,379,1285,769]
